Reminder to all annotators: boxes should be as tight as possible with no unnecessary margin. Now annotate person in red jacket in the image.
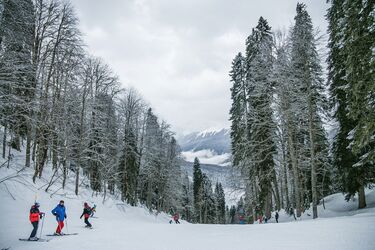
[173,213,180,224]
[80,202,92,228]
[29,202,44,241]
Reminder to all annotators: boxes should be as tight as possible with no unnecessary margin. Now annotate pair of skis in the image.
[19,238,50,242]
[19,233,78,242]
[46,233,79,236]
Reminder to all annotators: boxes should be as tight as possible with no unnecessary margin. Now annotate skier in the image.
[258,214,263,224]
[168,207,175,224]
[290,207,296,220]
[275,211,279,223]
[80,202,92,228]
[264,216,268,223]
[51,200,67,235]
[173,212,180,224]
[28,202,45,241]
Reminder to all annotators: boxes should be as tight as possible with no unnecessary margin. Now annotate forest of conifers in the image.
[229,1,374,222]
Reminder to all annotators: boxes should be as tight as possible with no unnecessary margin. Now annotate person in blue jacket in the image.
[51,200,67,235]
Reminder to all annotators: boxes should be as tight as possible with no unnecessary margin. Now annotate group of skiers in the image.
[257,211,279,224]
[27,200,96,241]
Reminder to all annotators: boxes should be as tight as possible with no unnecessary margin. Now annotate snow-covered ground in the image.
[1,151,375,250]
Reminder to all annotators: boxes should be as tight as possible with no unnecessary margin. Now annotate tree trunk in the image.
[358,185,366,209]
[35,130,48,180]
[7,136,12,168]
[251,181,257,222]
[2,124,7,159]
[25,125,32,167]
[272,169,281,211]
[11,133,21,151]
[45,167,58,192]
[265,189,271,219]
[283,159,290,209]
[308,102,318,219]
[310,135,318,219]
[52,131,58,169]
[103,181,107,203]
[62,160,67,189]
[32,132,37,163]
[146,180,153,210]
[75,164,79,195]
[287,120,302,217]
[62,142,67,189]
[279,170,284,209]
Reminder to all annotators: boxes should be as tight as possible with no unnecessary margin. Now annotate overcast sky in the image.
[73,0,329,135]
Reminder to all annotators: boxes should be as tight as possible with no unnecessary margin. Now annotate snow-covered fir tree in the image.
[214,182,226,224]
[230,17,279,221]
[192,157,222,224]
[327,0,375,209]
[193,157,204,223]
[181,171,194,221]
[289,3,331,219]
[245,17,278,219]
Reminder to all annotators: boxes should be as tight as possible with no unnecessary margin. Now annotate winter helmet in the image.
[34,202,40,207]
[84,202,88,206]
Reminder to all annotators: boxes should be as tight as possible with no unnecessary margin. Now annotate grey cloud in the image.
[73,0,329,134]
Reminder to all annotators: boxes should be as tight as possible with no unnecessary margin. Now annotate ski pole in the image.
[39,215,45,239]
[66,217,69,234]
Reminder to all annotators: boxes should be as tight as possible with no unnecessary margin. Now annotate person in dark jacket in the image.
[289,207,296,220]
[29,203,44,241]
[275,211,279,223]
[51,200,67,235]
[80,202,92,228]
[264,216,268,223]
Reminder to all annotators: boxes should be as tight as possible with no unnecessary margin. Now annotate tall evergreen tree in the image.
[119,126,139,205]
[181,171,194,222]
[327,0,374,209]
[245,16,277,219]
[139,108,160,208]
[162,136,183,213]
[214,182,226,224]
[290,3,330,218]
[193,157,203,223]
[345,0,375,169]
[228,205,236,224]
[229,52,247,168]
[201,173,215,223]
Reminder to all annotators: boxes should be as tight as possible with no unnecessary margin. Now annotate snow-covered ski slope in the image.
[1,150,375,250]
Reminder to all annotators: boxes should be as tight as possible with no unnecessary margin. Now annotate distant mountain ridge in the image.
[178,128,231,155]
[178,128,240,205]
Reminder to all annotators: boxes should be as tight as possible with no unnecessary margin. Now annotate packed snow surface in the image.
[1,154,375,250]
